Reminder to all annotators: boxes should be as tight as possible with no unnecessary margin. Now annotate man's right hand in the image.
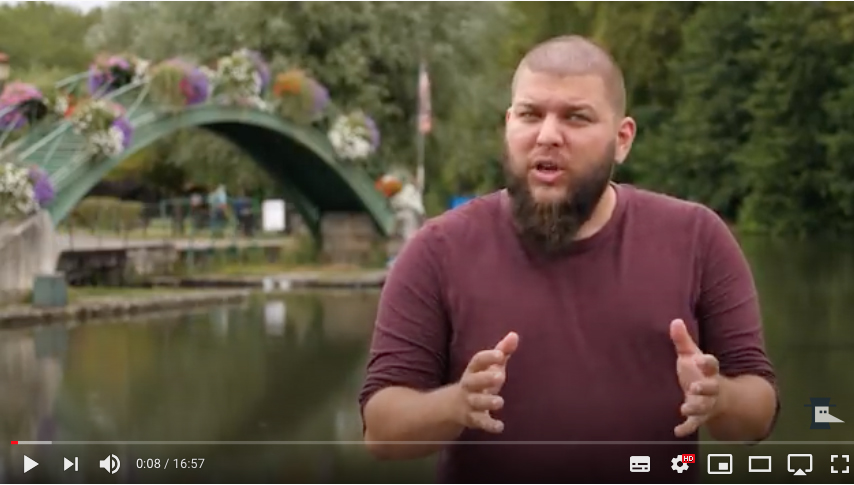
[451,332,519,433]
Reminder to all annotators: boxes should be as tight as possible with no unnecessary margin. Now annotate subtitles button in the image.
[629,456,650,472]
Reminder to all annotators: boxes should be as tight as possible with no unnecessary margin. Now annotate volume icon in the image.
[64,457,78,471]
[99,454,120,474]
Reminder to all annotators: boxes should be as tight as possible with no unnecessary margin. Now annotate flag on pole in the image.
[417,60,432,134]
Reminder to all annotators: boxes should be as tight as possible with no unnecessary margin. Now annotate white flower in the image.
[0,163,38,219]
[53,96,69,116]
[134,58,151,83]
[327,113,376,161]
[213,49,265,103]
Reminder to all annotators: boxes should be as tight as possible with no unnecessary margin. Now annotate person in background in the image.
[376,171,426,267]
[359,35,779,483]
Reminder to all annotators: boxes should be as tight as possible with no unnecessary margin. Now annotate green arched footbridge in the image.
[0,73,396,239]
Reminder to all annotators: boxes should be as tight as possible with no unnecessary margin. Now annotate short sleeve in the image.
[358,221,451,416]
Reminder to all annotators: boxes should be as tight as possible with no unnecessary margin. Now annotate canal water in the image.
[0,236,852,483]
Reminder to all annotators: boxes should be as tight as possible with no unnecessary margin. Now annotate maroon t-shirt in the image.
[359,184,778,483]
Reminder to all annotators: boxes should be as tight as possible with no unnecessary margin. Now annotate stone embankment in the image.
[0,289,252,328]
[0,269,388,328]
[154,269,388,290]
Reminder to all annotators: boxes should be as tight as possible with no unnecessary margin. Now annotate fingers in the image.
[494,332,520,357]
[674,415,703,438]
[675,376,721,437]
[456,335,519,435]
[669,319,701,356]
[467,393,505,412]
[468,411,504,434]
[461,368,505,393]
[680,394,716,417]
[693,354,719,377]
[466,349,507,374]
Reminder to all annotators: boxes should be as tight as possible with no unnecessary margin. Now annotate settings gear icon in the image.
[671,455,689,473]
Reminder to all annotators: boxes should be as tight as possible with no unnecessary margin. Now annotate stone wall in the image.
[320,212,385,266]
[0,212,60,305]
[126,245,179,278]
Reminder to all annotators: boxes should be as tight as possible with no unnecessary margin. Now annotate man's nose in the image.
[535,114,563,146]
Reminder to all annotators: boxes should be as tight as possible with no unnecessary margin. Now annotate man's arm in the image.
[694,207,780,442]
[358,223,457,459]
[363,385,463,460]
[707,374,777,442]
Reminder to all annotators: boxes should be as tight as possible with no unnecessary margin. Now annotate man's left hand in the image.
[670,318,724,438]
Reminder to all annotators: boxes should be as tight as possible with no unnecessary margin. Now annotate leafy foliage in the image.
[12,1,854,234]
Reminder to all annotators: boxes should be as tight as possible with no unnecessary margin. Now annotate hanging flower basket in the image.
[88,54,148,96]
[148,59,211,109]
[271,69,330,123]
[0,162,38,220]
[210,49,271,109]
[327,111,381,161]
[69,99,134,158]
[0,82,46,131]
[42,90,77,119]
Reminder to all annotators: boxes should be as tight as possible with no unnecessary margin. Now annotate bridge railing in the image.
[45,81,150,192]
[56,196,307,243]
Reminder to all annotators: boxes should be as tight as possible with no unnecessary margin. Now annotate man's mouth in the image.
[534,161,562,173]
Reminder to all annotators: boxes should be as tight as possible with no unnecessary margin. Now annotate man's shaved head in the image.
[511,35,626,116]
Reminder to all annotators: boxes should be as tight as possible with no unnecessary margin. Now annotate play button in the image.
[23,455,38,473]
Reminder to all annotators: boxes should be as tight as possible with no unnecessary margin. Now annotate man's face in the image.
[503,68,634,252]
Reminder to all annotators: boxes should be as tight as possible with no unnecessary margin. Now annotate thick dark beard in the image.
[504,152,615,256]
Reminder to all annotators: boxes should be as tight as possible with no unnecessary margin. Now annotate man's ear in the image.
[615,116,637,164]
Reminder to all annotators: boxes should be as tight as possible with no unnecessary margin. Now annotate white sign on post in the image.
[262,199,286,232]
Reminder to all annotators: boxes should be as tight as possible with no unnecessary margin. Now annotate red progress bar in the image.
[11,441,17,445]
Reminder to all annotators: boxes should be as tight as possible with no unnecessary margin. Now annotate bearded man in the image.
[358,35,778,483]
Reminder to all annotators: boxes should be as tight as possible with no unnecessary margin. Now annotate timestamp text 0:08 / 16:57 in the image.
[136,458,205,469]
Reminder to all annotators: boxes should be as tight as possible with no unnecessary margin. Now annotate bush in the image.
[68,196,144,232]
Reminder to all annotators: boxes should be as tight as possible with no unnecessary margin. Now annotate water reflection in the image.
[0,237,852,482]
[0,290,434,483]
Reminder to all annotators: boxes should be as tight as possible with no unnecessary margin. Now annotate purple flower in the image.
[88,55,134,95]
[363,114,380,150]
[107,55,131,70]
[180,67,210,106]
[0,110,26,131]
[244,50,271,92]
[28,166,54,206]
[0,82,43,130]
[308,78,330,117]
[87,65,109,94]
[110,116,134,149]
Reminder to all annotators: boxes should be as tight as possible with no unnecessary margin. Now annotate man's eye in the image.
[566,113,588,121]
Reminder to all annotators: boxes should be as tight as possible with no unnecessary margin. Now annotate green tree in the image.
[83,2,512,210]
[735,3,849,236]
[635,2,766,220]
